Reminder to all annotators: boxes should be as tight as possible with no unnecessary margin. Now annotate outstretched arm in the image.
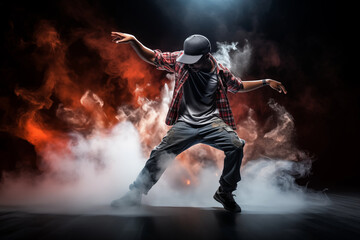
[111,32,156,65]
[242,79,287,94]
[219,64,287,94]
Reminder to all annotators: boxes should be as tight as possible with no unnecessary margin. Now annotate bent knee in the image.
[232,137,245,149]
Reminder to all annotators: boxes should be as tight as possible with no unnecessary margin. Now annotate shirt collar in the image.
[209,54,221,75]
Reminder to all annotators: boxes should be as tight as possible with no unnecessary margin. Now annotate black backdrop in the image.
[0,0,358,192]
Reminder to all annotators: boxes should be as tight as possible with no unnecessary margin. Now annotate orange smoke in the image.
[4,3,307,189]
[7,2,174,181]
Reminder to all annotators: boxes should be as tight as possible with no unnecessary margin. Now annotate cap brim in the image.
[176,53,203,64]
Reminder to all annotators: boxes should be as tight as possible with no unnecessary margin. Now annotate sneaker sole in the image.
[213,193,241,213]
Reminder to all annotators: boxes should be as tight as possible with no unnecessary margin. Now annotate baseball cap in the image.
[176,34,211,64]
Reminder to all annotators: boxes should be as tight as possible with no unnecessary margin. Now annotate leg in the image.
[199,118,245,192]
[130,121,199,194]
[198,118,244,212]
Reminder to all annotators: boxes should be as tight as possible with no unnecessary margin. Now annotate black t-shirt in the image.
[177,66,220,126]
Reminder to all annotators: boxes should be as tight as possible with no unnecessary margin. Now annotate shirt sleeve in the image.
[153,49,182,73]
[221,66,244,93]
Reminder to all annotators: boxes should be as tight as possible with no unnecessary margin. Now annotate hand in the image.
[111,32,135,44]
[267,79,287,94]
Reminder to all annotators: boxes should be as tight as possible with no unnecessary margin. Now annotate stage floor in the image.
[1,192,359,240]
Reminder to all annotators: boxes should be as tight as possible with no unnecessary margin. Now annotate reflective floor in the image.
[1,192,359,240]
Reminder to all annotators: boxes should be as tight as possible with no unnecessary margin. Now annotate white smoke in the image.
[213,41,252,76]
[0,42,329,214]
[146,157,327,214]
[0,121,143,207]
[0,105,327,214]
[0,117,327,213]
[237,159,314,213]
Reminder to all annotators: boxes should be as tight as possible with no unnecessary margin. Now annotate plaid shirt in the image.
[153,50,244,130]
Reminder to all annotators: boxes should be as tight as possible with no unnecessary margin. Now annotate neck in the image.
[202,58,215,73]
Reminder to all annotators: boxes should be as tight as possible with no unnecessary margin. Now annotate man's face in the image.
[188,55,208,72]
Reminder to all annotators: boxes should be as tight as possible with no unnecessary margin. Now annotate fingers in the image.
[276,86,285,94]
[111,32,134,44]
[111,32,125,40]
[275,82,287,94]
[280,84,287,94]
[111,37,121,42]
[115,39,127,44]
[266,79,287,94]
[112,38,127,44]
[111,33,126,44]
[111,31,123,36]
[113,38,130,44]
[270,81,287,94]
[111,37,124,44]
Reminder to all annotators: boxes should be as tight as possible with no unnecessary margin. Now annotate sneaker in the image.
[111,189,142,208]
[213,187,241,213]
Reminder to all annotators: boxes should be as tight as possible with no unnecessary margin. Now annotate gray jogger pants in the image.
[130,118,245,193]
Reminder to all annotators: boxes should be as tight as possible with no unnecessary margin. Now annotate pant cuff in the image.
[219,177,237,192]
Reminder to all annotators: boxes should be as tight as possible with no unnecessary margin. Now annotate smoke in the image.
[146,158,321,214]
[0,86,321,213]
[0,109,322,213]
[0,121,144,207]
[0,2,328,213]
[213,41,252,77]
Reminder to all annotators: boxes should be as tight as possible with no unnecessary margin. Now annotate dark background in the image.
[0,0,358,192]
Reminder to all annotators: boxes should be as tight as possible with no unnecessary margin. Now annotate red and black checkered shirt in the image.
[154,50,244,130]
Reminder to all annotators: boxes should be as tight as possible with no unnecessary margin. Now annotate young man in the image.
[110,32,287,212]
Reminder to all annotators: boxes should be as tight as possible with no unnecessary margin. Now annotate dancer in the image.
[110,32,287,212]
